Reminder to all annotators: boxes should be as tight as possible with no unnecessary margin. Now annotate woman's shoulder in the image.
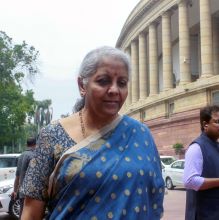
[122,115,149,129]
[122,115,156,145]
[122,115,153,137]
[44,114,79,145]
[38,119,74,146]
[40,119,61,136]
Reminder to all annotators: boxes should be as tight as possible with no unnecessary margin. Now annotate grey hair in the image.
[73,46,131,113]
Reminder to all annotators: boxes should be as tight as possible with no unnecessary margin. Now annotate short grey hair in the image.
[73,46,131,112]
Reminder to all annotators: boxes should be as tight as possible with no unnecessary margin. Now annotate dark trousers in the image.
[185,190,197,220]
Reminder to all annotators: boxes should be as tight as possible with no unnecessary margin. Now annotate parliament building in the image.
[117,0,219,155]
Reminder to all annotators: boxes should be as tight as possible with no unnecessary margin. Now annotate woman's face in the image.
[82,57,128,118]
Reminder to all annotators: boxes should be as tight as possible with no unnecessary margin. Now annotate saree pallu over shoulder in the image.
[48,115,123,197]
[47,115,164,220]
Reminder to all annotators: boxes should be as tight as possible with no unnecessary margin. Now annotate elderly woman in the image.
[21,46,164,220]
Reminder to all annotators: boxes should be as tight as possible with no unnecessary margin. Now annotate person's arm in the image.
[21,197,45,220]
[199,178,219,190]
[12,156,22,199]
[183,143,204,191]
[184,143,219,191]
[11,175,20,199]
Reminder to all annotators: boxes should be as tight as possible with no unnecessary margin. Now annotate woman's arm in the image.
[21,197,46,220]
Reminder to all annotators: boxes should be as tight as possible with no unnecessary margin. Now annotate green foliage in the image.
[36,99,52,109]
[0,31,39,151]
[172,142,184,155]
[0,31,39,84]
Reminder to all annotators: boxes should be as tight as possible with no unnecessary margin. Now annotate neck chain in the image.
[79,110,86,138]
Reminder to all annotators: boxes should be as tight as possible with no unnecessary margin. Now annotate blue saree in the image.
[22,115,164,220]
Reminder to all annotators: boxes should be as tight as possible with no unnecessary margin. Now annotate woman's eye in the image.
[97,78,110,86]
[118,80,128,87]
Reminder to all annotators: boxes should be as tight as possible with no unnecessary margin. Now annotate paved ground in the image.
[0,188,186,220]
[162,188,186,220]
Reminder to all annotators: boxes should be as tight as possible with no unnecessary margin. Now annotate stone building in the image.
[116,0,219,155]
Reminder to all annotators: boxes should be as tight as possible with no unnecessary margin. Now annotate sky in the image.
[0,0,139,120]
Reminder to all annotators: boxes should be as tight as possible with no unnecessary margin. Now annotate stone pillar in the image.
[200,0,213,77]
[125,47,132,105]
[139,32,148,100]
[149,23,159,95]
[198,34,202,77]
[131,40,139,103]
[212,17,219,75]
[178,0,191,84]
[162,11,173,90]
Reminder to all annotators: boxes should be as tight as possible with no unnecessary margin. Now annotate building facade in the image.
[116,0,219,155]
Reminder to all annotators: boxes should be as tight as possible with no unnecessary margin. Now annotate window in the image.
[166,101,174,118]
[140,111,146,122]
[182,161,185,169]
[212,91,219,105]
[171,161,183,169]
[0,158,18,168]
[169,102,174,115]
[160,157,176,165]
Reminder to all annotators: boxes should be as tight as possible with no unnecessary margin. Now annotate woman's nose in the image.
[108,83,119,94]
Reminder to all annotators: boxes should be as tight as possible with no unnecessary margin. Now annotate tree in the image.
[34,99,52,134]
[0,31,39,84]
[0,31,39,151]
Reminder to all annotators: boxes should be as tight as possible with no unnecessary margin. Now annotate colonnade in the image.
[125,0,214,106]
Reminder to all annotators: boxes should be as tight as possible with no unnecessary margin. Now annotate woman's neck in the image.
[81,108,118,130]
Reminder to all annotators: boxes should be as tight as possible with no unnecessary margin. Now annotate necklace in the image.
[79,110,86,138]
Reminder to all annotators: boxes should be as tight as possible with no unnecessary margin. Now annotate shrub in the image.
[172,142,184,155]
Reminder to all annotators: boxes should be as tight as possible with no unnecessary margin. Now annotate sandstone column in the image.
[125,47,132,105]
[212,17,219,75]
[131,40,139,103]
[200,0,213,77]
[139,32,148,100]
[149,23,159,95]
[178,0,191,85]
[162,11,173,90]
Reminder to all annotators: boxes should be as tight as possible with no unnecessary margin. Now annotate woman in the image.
[21,46,164,220]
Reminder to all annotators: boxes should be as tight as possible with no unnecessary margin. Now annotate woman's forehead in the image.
[97,57,128,73]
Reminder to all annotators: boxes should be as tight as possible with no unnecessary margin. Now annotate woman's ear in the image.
[78,77,86,97]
